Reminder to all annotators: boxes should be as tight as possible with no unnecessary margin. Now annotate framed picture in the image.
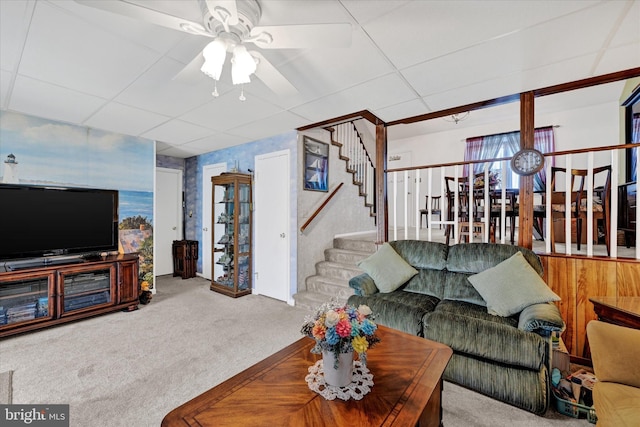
[303,136,329,192]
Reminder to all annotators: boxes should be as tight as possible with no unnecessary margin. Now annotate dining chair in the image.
[420,195,442,229]
[489,190,518,244]
[548,166,611,255]
[444,176,469,244]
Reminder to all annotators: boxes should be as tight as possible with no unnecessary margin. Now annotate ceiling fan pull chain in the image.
[239,86,246,101]
[212,80,219,98]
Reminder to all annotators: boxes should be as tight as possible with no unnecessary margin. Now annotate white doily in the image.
[305,360,374,400]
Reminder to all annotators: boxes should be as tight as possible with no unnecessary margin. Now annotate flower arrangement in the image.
[474,171,500,188]
[301,301,380,368]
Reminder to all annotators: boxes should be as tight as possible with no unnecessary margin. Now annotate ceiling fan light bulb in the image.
[231,45,257,84]
[201,39,228,80]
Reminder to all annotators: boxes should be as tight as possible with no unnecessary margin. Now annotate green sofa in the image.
[347,240,565,415]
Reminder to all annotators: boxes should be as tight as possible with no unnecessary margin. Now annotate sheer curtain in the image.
[533,127,555,191]
[464,127,555,190]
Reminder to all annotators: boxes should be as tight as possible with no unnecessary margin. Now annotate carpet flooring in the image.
[0,370,12,404]
[0,275,590,426]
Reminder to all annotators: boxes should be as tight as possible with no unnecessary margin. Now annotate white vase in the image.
[322,350,353,387]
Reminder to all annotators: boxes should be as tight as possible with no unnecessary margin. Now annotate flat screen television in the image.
[0,184,119,261]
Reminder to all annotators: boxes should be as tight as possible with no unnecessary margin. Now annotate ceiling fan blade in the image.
[172,52,205,84]
[74,0,209,35]
[250,23,352,49]
[205,0,239,26]
[250,51,298,96]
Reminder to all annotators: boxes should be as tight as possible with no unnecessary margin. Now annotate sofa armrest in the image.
[587,320,640,389]
[349,273,379,296]
[518,302,566,337]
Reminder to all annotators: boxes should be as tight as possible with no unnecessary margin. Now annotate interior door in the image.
[202,163,227,280]
[254,150,290,303]
[155,168,182,276]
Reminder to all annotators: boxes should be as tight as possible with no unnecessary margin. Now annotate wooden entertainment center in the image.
[0,253,139,338]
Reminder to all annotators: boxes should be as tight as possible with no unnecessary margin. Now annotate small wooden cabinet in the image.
[211,173,252,298]
[0,254,139,338]
[172,240,198,279]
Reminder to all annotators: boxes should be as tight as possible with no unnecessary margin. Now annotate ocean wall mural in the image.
[0,111,155,287]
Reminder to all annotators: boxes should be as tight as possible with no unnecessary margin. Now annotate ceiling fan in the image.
[74,0,352,99]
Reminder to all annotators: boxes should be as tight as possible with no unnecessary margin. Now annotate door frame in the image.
[201,163,227,280]
[254,149,292,304]
[154,167,183,282]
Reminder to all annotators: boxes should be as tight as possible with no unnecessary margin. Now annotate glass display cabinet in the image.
[211,173,252,298]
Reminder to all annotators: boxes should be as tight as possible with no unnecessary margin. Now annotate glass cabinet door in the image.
[0,271,54,327]
[211,173,252,297]
[58,264,116,316]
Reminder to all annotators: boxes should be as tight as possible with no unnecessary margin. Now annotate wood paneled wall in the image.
[540,254,640,357]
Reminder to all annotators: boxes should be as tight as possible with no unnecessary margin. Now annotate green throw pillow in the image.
[357,242,418,293]
[468,251,560,317]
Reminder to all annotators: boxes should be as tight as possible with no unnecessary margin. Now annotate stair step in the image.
[305,275,354,299]
[333,237,377,253]
[316,261,363,281]
[293,291,346,312]
[325,248,371,265]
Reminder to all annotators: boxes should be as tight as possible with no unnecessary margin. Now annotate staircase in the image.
[329,122,376,218]
[293,237,377,311]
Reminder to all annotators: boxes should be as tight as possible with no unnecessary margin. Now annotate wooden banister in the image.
[300,183,344,233]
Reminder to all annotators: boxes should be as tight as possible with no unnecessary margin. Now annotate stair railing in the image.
[299,183,344,233]
[330,121,376,216]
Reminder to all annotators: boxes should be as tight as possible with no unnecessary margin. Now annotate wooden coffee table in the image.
[162,325,452,427]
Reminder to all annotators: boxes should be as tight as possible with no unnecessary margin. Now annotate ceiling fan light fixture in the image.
[444,112,470,124]
[201,38,228,80]
[231,45,257,85]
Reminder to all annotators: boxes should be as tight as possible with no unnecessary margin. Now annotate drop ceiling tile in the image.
[275,30,394,99]
[594,43,640,76]
[142,119,213,144]
[55,0,189,54]
[84,102,170,136]
[164,35,210,66]
[422,55,598,112]
[115,57,215,117]
[180,90,283,132]
[0,0,33,72]
[402,3,625,99]
[291,73,417,122]
[8,74,107,124]
[372,99,431,123]
[609,1,640,47]
[0,70,13,108]
[18,1,161,99]
[341,0,412,24]
[257,0,354,25]
[227,111,309,140]
[360,0,600,69]
[182,133,249,153]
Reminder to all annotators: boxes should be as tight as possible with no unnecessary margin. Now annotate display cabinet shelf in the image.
[210,173,252,298]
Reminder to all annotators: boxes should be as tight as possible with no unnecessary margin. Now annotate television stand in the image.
[0,253,139,338]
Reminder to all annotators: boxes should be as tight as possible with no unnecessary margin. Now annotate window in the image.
[464,127,554,191]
